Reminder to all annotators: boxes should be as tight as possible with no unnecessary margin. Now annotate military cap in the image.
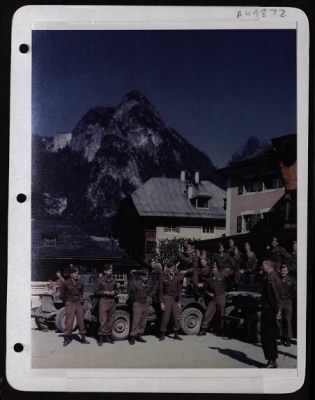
[139,268,149,276]
[69,265,79,274]
[103,264,113,271]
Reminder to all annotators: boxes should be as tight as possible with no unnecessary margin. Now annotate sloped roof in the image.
[32,219,126,259]
[131,178,226,219]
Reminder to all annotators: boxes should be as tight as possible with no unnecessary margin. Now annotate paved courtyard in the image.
[32,326,297,369]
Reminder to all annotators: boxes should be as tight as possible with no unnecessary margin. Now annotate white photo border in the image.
[8,5,309,393]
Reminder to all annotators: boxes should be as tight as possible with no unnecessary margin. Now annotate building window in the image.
[145,241,156,255]
[237,216,242,233]
[43,238,57,247]
[238,175,283,195]
[195,198,209,208]
[202,225,215,234]
[145,230,156,240]
[237,212,271,233]
[243,214,261,232]
[113,272,125,281]
[164,226,180,233]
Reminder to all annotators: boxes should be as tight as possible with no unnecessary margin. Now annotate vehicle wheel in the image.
[180,307,203,335]
[112,310,130,340]
[55,307,77,332]
[34,313,49,331]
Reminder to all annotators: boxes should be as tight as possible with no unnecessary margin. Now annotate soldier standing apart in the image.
[159,262,185,341]
[95,264,119,346]
[260,260,282,368]
[198,264,230,336]
[128,270,151,345]
[279,264,296,346]
[60,265,90,346]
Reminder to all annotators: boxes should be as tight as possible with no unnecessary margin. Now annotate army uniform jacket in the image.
[95,277,119,300]
[160,272,183,302]
[280,276,296,301]
[204,273,228,298]
[244,251,258,272]
[129,280,151,304]
[270,246,291,264]
[214,253,234,270]
[177,252,198,269]
[60,278,84,303]
[192,265,211,288]
[232,253,244,272]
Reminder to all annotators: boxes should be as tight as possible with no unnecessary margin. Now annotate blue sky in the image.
[32,29,296,167]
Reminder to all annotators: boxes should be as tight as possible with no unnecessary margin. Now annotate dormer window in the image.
[43,238,57,247]
[42,234,57,247]
[195,197,209,209]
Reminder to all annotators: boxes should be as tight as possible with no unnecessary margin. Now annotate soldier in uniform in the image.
[243,241,258,284]
[159,262,186,341]
[94,264,119,345]
[279,264,296,346]
[269,237,291,272]
[288,240,297,278]
[231,245,243,289]
[260,260,282,368]
[192,257,211,297]
[214,243,234,273]
[198,264,231,336]
[60,265,90,346]
[227,238,235,257]
[128,269,151,345]
[177,243,199,269]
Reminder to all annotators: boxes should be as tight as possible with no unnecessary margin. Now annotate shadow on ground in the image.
[208,346,265,368]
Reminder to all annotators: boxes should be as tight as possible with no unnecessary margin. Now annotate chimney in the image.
[187,184,193,200]
[194,171,200,184]
[180,170,186,182]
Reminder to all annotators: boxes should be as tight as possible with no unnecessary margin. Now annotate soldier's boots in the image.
[128,336,136,345]
[266,360,278,368]
[105,335,114,344]
[135,335,146,343]
[159,333,165,341]
[63,336,72,346]
[80,335,90,344]
[173,332,183,341]
[98,335,104,346]
[198,329,207,336]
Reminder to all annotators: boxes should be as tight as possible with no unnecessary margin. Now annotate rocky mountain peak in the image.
[33,90,221,234]
[121,89,151,105]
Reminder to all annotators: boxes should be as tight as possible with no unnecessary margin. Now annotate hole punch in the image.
[14,343,24,353]
[19,44,29,53]
[16,193,27,203]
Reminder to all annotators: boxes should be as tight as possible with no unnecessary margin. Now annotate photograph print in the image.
[31,28,298,369]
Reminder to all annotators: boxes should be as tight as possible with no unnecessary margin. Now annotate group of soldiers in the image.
[58,236,297,368]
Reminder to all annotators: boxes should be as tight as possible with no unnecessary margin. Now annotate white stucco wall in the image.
[156,225,225,241]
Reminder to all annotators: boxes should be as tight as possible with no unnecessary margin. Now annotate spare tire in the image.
[112,309,130,340]
[180,307,203,335]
